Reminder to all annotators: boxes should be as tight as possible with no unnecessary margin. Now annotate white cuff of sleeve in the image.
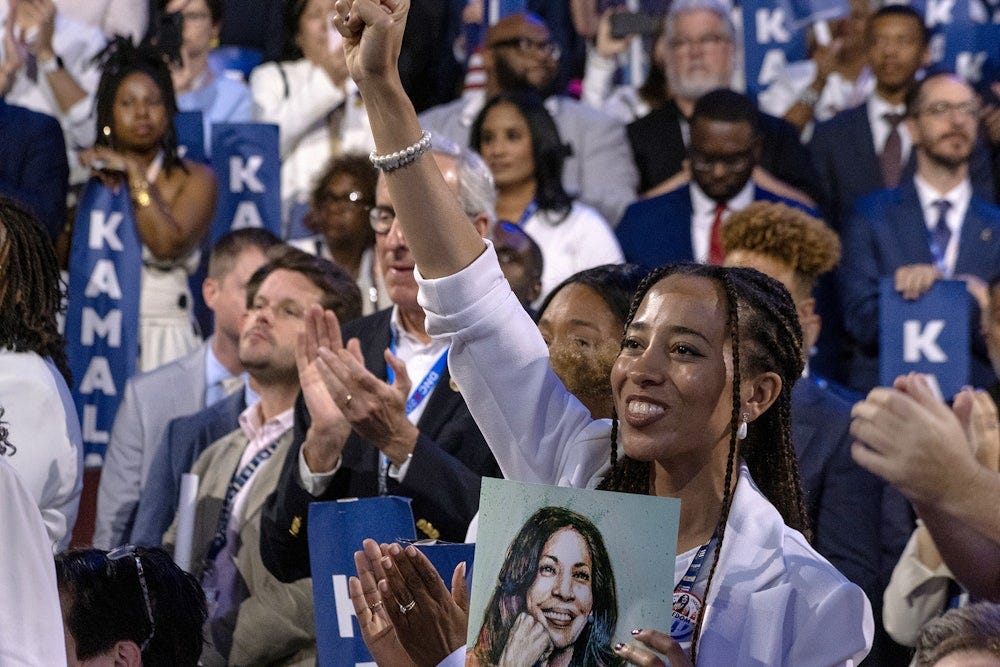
[297,447,341,496]
[387,452,414,482]
[436,646,467,667]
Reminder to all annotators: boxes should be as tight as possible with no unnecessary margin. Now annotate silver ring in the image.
[369,600,383,611]
[399,600,416,614]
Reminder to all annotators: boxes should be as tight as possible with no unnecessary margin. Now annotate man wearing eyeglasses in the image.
[258,143,502,585]
[419,12,638,227]
[615,89,818,270]
[840,72,1000,395]
[625,0,819,202]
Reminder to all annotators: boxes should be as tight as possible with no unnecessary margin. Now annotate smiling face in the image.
[525,527,594,651]
[611,274,734,465]
[112,72,169,151]
[478,102,536,192]
[238,268,323,383]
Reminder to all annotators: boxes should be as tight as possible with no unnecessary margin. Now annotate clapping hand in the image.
[298,305,352,472]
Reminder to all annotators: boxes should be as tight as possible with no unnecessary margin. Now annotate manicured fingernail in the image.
[631,628,642,635]
[406,545,418,557]
[381,556,393,569]
[613,643,625,651]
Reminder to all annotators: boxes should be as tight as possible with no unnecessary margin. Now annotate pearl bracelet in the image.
[369,130,432,173]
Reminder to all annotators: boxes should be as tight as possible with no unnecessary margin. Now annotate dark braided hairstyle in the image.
[0,197,70,384]
[596,262,810,662]
[92,37,184,174]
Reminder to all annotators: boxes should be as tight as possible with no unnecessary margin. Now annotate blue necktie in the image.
[930,199,952,271]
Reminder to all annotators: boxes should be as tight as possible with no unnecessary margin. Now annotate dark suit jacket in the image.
[808,103,996,230]
[840,180,1000,393]
[130,390,247,546]
[0,100,68,240]
[791,376,882,602]
[626,100,819,200]
[260,309,501,583]
[615,183,818,270]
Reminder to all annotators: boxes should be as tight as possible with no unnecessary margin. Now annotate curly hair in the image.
[308,153,378,212]
[596,262,810,662]
[721,202,841,295]
[0,197,69,383]
[914,602,1000,667]
[93,37,184,174]
[474,506,622,666]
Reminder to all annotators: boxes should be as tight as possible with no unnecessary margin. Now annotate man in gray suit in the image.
[93,228,281,549]
[418,12,637,226]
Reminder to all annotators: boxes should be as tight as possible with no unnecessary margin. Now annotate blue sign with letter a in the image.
[209,122,282,244]
[879,278,970,399]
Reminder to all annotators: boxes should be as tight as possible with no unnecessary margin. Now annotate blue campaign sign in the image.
[209,123,282,244]
[309,497,416,667]
[740,0,810,99]
[175,110,206,164]
[64,181,142,464]
[308,497,476,666]
[879,278,970,398]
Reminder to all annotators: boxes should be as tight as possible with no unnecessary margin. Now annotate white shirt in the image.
[867,95,912,163]
[913,175,971,278]
[689,179,756,263]
[0,460,67,666]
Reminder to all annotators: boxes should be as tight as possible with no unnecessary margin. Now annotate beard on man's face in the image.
[493,52,557,97]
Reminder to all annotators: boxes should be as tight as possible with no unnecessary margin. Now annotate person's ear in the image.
[905,115,920,146]
[742,370,782,423]
[796,297,822,351]
[472,213,490,238]
[527,278,542,306]
[113,640,142,667]
[202,276,220,310]
[751,136,763,164]
[482,47,496,75]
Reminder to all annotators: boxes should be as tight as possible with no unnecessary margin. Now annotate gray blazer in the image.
[419,93,638,226]
[93,342,208,549]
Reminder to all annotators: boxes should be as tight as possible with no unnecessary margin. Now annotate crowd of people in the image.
[1,0,1000,664]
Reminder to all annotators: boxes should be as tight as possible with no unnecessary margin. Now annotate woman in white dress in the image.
[80,39,217,372]
[324,1,874,663]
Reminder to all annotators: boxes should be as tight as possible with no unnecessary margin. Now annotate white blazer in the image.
[418,242,874,665]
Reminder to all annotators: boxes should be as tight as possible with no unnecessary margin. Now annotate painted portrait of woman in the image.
[472,506,621,667]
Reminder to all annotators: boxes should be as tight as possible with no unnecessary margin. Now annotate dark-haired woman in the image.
[250,0,374,221]
[474,507,619,667]
[328,3,872,664]
[471,91,623,305]
[79,40,217,372]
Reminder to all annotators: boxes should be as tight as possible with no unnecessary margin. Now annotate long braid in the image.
[0,198,70,383]
[689,272,742,662]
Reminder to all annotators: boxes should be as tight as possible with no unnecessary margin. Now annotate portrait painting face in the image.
[525,527,595,650]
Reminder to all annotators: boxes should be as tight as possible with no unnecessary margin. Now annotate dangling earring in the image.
[736,413,749,440]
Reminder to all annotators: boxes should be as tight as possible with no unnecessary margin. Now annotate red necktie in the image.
[708,203,726,265]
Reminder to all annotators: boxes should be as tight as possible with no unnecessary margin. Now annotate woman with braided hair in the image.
[322,0,874,663]
[79,37,217,372]
[0,197,83,553]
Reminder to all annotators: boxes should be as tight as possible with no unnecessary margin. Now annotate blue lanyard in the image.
[516,200,539,227]
[675,534,717,595]
[205,437,282,564]
[387,329,450,417]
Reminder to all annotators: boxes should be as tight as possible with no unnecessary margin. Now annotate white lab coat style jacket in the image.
[418,242,874,665]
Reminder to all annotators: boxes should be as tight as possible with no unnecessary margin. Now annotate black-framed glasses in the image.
[689,148,755,174]
[107,545,156,652]
[488,37,561,61]
[317,190,370,209]
[369,205,396,234]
